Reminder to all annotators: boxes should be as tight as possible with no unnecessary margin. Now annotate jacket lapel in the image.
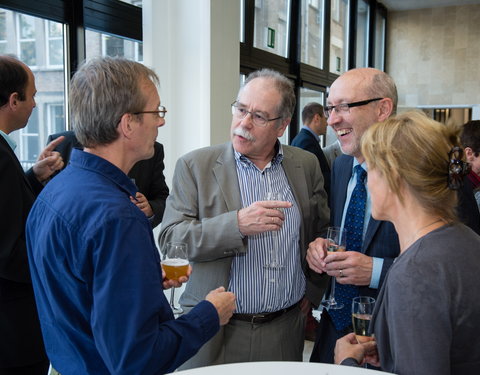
[213,143,242,212]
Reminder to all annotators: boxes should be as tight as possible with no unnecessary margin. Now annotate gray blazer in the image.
[159,142,330,309]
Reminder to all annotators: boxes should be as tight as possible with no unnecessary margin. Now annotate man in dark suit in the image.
[0,55,64,374]
[306,68,401,364]
[47,130,169,228]
[291,102,331,197]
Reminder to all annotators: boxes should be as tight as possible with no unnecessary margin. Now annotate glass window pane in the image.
[1,8,67,170]
[240,0,245,43]
[375,10,385,70]
[329,0,349,74]
[298,87,325,144]
[85,29,143,62]
[300,0,325,69]
[355,0,369,68]
[254,0,291,58]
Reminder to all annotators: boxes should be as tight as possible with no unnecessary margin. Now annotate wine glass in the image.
[161,242,188,315]
[321,226,346,310]
[351,296,375,343]
[263,191,284,269]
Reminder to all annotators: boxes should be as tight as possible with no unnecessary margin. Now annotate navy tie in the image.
[329,165,367,331]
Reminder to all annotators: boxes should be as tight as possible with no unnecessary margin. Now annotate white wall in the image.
[143,0,240,187]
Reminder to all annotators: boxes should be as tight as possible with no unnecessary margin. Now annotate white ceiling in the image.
[379,0,480,11]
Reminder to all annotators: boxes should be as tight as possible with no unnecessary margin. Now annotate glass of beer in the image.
[161,242,188,315]
[352,296,375,343]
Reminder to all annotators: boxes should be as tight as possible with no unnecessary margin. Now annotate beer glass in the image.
[161,242,188,315]
[320,226,346,310]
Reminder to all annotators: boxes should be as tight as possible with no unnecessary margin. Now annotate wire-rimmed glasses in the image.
[231,101,282,127]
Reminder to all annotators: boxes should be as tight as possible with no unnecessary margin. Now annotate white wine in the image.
[327,244,346,252]
[352,313,372,343]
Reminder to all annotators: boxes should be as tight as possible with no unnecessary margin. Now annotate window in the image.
[85,29,143,62]
[300,0,325,69]
[0,11,6,54]
[253,0,291,58]
[298,87,325,145]
[374,8,385,70]
[47,20,63,67]
[355,0,369,68]
[17,13,37,66]
[329,0,349,74]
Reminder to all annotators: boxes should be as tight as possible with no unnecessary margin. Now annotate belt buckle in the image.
[251,313,266,324]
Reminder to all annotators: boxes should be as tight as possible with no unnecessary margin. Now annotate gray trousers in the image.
[179,305,306,370]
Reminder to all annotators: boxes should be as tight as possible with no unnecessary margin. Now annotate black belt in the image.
[231,301,300,324]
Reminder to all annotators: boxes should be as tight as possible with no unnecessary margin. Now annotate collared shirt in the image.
[340,159,383,289]
[229,143,305,313]
[0,129,16,150]
[301,125,320,142]
[26,149,219,375]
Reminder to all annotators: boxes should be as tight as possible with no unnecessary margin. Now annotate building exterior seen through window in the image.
[0,6,143,170]
[330,0,349,74]
[300,0,325,70]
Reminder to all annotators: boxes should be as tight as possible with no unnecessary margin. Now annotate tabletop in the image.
[172,361,396,375]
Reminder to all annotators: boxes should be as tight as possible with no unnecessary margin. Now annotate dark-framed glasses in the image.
[231,101,282,127]
[324,98,383,118]
[133,105,167,119]
[448,146,471,190]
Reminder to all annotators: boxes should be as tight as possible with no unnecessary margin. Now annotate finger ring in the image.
[339,269,343,277]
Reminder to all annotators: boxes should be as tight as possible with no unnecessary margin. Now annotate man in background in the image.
[47,130,169,227]
[461,120,480,211]
[160,68,330,368]
[0,55,64,374]
[291,102,331,198]
[26,57,235,375]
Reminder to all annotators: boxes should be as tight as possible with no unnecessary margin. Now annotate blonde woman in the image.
[334,111,480,374]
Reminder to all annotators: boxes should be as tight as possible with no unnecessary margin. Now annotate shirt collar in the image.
[0,129,17,151]
[233,141,284,167]
[352,158,368,175]
[69,148,137,197]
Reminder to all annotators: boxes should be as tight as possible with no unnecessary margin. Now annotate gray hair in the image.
[242,68,296,120]
[70,57,159,147]
[365,70,398,115]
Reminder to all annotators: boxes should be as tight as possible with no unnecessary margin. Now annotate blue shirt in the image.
[340,160,383,289]
[26,149,219,375]
[229,144,305,313]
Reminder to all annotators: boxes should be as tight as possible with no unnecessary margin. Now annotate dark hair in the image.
[0,55,28,107]
[302,102,324,125]
[460,120,480,156]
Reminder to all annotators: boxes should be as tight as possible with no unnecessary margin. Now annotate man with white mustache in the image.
[159,68,330,368]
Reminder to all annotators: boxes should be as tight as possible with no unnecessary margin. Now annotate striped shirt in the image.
[228,144,305,313]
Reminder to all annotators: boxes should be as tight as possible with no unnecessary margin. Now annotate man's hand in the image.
[130,192,154,218]
[161,265,192,289]
[237,200,292,236]
[33,136,65,182]
[205,287,236,326]
[334,333,378,366]
[324,251,373,286]
[306,237,329,274]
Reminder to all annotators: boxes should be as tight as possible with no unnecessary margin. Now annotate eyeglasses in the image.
[231,101,282,127]
[323,98,383,118]
[133,105,167,119]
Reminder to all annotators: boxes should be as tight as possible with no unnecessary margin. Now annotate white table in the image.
[172,361,396,375]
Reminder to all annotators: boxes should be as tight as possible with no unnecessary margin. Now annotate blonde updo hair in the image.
[361,110,462,222]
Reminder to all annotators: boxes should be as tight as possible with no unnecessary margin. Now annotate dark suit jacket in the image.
[47,131,169,228]
[291,128,331,198]
[0,135,48,368]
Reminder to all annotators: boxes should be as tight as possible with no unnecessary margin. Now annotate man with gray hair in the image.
[159,68,330,368]
[26,57,235,375]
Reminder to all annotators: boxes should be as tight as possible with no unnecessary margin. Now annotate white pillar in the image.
[143,0,240,186]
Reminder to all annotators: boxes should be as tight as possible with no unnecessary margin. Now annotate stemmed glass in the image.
[161,242,189,315]
[263,191,284,269]
[321,226,346,310]
[351,296,375,343]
